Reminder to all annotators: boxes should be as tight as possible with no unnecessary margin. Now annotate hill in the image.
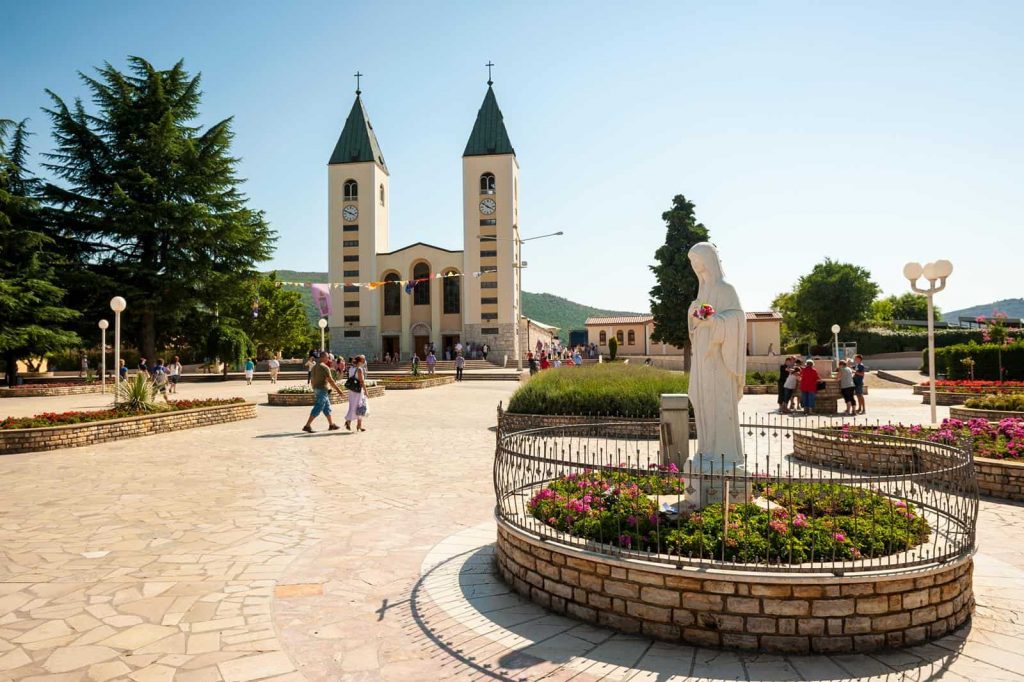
[522,292,642,333]
[268,271,642,334]
[941,298,1024,323]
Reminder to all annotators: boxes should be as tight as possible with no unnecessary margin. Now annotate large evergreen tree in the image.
[649,195,709,366]
[0,120,80,386]
[43,57,275,360]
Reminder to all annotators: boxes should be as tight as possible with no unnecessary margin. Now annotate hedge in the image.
[925,341,1024,380]
[841,329,984,355]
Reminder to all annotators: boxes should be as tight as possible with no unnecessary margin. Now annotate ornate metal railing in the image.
[493,411,979,574]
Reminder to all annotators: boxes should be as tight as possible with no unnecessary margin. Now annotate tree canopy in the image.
[869,293,936,325]
[777,259,880,344]
[649,195,709,356]
[0,120,80,385]
[224,273,313,358]
[42,57,275,361]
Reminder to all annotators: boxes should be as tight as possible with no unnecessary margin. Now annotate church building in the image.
[326,76,543,361]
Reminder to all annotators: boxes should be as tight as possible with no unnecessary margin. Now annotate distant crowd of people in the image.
[526,340,598,375]
[777,354,867,415]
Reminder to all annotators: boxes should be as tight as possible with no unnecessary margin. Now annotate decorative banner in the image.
[277,269,497,291]
[310,283,332,316]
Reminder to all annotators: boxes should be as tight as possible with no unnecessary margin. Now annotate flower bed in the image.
[963,393,1024,413]
[0,400,255,455]
[837,419,1024,461]
[378,375,454,390]
[917,380,1024,395]
[528,472,928,563]
[0,383,110,398]
[266,384,385,406]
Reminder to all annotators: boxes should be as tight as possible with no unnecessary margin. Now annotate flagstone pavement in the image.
[0,379,1022,681]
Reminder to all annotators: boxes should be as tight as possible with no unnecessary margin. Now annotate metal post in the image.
[100,327,106,392]
[515,237,523,372]
[320,326,325,352]
[927,293,937,424]
[113,312,121,402]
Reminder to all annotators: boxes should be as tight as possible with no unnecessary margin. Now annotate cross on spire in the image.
[354,71,363,95]
[486,61,494,86]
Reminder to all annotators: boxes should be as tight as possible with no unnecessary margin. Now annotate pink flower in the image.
[833,532,847,543]
[618,534,632,548]
[769,520,788,535]
[792,513,808,528]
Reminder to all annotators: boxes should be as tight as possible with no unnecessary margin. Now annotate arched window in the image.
[480,173,495,194]
[599,331,607,344]
[616,330,624,344]
[383,273,400,316]
[413,262,430,305]
[627,330,636,345]
[379,183,385,206]
[344,180,358,201]
[443,272,460,314]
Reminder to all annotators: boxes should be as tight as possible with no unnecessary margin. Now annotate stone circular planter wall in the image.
[498,411,693,440]
[793,430,1023,502]
[0,401,257,456]
[0,384,110,398]
[949,406,1024,422]
[912,387,976,406]
[496,519,972,653]
[266,384,385,406]
[744,385,776,395]
[378,376,455,390]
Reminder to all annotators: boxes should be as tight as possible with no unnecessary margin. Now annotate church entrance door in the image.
[413,336,430,360]
[382,336,399,361]
[442,335,460,360]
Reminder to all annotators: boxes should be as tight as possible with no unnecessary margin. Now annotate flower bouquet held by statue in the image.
[692,303,715,320]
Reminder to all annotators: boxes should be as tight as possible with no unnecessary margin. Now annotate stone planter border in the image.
[0,384,110,398]
[792,430,1023,502]
[266,384,386,406]
[0,401,257,456]
[949,406,1024,422]
[912,387,986,406]
[496,518,972,653]
[498,411,694,440]
[378,376,455,390]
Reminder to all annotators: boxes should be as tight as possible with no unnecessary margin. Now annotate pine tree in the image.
[0,120,80,386]
[43,57,276,361]
[649,195,710,368]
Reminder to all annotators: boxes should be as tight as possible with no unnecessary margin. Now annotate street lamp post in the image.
[318,318,328,352]
[109,297,126,401]
[98,320,109,392]
[479,231,563,372]
[904,259,953,424]
[831,324,841,372]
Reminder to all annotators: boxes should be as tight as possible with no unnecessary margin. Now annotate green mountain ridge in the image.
[941,298,1024,322]
[269,270,642,333]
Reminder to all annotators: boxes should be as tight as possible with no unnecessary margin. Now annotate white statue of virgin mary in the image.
[687,242,746,465]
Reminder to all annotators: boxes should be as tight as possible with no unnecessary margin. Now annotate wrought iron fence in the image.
[494,411,979,574]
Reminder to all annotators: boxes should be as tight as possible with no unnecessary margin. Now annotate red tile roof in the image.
[746,311,783,321]
[584,315,654,326]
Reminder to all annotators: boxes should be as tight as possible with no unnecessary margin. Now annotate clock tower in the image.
[462,76,521,359]
[327,79,389,358]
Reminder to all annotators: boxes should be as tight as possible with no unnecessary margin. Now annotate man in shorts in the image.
[853,354,867,415]
[302,352,344,433]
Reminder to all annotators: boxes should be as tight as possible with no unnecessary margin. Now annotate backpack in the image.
[344,368,361,392]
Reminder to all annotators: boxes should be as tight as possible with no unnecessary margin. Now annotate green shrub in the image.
[115,373,161,412]
[964,394,1024,412]
[507,364,688,417]
[608,337,618,360]
[926,341,1024,380]
[746,370,780,385]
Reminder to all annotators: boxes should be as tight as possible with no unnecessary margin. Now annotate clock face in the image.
[479,198,496,215]
[343,205,359,222]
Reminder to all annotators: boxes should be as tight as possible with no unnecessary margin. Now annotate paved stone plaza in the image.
[1,379,1023,680]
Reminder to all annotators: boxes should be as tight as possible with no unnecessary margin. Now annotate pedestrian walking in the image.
[344,355,368,431]
[80,353,89,378]
[799,359,821,415]
[482,343,489,361]
[268,356,280,384]
[455,352,465,381]
[118,359,127,381]
[151,359,170,402]
[244,357,255,385]
[301,352,343,433]
[138,357,148,376]
[528,352,538,376]
[168,356,182,394]
[426,351,436,375]
[304,353,316,384]
[852,354,867,415]
[778,356,795,413]
[838,360,856,415]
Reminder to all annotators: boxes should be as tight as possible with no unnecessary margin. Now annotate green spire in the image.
[328,94,387,172]
[463,85,515,157]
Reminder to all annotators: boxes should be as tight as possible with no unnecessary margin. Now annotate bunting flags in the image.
[276,269,497,290]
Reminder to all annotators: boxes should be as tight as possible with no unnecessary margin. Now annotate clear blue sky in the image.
[3,0,1021,316]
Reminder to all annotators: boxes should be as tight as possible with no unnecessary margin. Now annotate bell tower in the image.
[327,73,389,358]
[462,66,520,359]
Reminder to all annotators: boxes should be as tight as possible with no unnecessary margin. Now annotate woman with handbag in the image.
[799,359,821,414]
[344,355,368,432]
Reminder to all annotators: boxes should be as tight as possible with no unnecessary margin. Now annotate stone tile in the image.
[217,652,294,681]
[43,646,118,673]
[87,660,131,681]
[98,623,178,650]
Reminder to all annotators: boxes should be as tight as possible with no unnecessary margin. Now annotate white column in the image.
[430,277,442,351]
[400,287,411,361]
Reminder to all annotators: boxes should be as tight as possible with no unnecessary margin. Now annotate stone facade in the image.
[331,325,380,362]
[496,520,973,653]
[266,385,385,406]
[377,376,454,390]
[0,402,257,456]
[0,384,110,398]
[949,406,1024,422]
